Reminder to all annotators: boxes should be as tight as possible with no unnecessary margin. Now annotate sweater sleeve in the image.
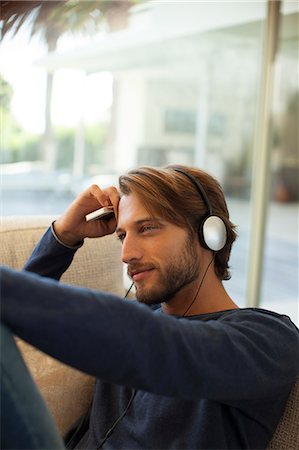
[23,225,82,280]
[1,266,298,404]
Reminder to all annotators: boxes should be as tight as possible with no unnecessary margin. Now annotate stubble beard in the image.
[134,233,200,305]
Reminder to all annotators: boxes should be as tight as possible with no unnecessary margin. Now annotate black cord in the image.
[182,255,215,317]
[124,281,134,299]
[96,257,213,447]
[96,282,135,449]
[97,389,137,449]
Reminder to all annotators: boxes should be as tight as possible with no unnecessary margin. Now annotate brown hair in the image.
[119,165,237,280]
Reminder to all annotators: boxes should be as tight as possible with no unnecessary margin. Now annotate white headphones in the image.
[173,168,227,252]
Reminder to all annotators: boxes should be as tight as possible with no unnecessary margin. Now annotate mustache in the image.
[127,263,156,279]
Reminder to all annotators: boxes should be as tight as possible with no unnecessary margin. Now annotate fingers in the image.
[54,184,120,246]
[104,186,120,219]
[88,184,106,204]
[88,184,120,218]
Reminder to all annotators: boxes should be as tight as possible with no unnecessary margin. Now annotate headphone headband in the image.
[172,168,213,215]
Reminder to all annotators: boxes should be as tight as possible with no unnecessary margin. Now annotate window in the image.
[1,1,297,322]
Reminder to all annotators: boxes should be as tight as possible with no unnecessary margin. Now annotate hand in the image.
[54,184,120,246]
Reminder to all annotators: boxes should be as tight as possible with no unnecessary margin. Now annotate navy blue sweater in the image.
[1,228,298,449]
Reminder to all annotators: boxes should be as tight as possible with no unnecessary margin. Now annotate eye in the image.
[117,233,125,243]
[140,225,159,234]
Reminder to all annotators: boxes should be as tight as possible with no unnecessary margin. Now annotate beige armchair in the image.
[0,216,298,448]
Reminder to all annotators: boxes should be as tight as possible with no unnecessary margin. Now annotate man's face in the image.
[116,192,201,305]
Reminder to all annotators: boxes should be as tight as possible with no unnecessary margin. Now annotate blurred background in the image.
[0,0,298,323]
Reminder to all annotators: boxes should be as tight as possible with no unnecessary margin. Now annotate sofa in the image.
[0,215,298,448]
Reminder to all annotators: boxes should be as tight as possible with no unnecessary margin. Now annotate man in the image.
[1,165,298,450]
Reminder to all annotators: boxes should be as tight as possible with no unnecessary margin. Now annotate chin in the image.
[136,288,176,305]
[135,288,162,305]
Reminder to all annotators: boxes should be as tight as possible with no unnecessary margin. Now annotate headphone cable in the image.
[124,281,134,299]
[97,257,213,447]
[97,389,136,449]
[96,281,135,449]
[182,255,215,317]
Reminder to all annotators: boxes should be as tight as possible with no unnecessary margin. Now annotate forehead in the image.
[118,192,150,225]
[117,192,191,243]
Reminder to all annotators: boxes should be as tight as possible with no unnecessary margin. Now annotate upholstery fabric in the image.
[0,215,123,293]
[0,215,124,435]
[267,375,299,449]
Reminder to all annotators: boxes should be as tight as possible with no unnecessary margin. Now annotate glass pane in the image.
[1,1,269,308]
[260,5,299,325]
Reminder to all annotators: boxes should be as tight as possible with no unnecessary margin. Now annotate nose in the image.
[121,234,143,264]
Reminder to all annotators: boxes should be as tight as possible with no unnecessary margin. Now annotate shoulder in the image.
[211,307,298,340]
[219,307,298,331]
[222,308,298,365]
[192,307,298,363]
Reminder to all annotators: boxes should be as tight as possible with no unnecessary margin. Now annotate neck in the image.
[162,263,238,317]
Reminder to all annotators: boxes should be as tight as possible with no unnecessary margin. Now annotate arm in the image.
[23,184,120,280]
[1,266,298,403]
[23,225,81,280]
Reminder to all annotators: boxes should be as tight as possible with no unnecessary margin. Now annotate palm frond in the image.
[0,1,65,40]
[1,0,141,44]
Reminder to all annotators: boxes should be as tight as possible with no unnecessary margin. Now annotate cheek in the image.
[154,243,182,266]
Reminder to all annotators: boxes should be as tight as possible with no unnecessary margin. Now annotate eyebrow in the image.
[116,217,164,234]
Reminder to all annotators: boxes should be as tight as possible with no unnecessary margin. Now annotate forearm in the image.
[23,225,81,280]
[23,183,119,279]
[1,266,298,403]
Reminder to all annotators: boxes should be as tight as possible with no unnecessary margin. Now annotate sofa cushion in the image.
[0,215,124,436]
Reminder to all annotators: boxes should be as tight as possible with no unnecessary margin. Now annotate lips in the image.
[128,266,155,281]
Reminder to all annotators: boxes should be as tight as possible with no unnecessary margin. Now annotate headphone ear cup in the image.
[200,216,227,252]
